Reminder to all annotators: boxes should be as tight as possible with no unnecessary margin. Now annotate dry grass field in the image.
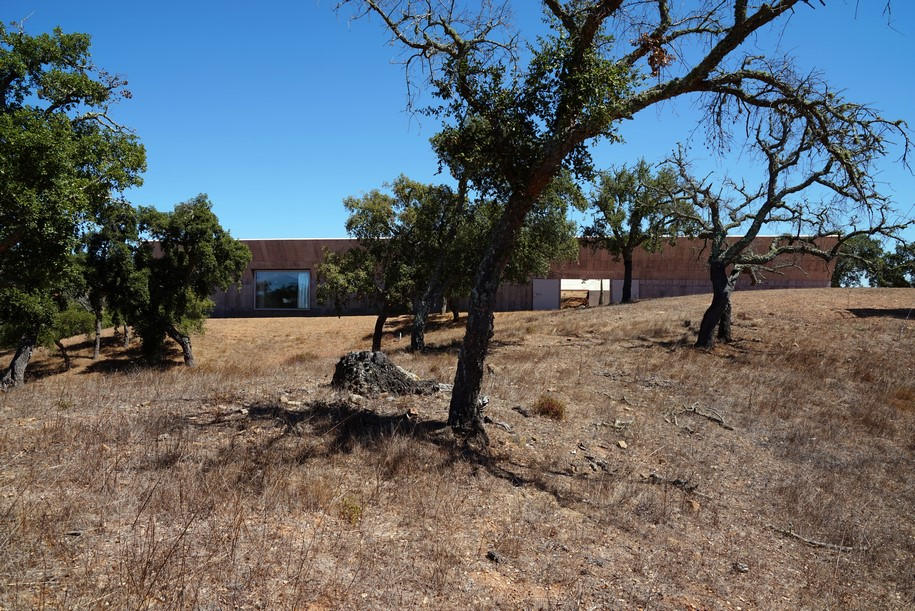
[0,288,913,609]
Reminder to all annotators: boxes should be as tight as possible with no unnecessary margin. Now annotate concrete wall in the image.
[212,236,837,317]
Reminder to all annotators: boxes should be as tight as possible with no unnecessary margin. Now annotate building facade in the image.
[210,237,835,317]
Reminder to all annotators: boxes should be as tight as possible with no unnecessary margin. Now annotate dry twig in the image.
[770,525,862,553]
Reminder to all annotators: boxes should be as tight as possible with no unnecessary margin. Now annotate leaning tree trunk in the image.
[92,311,102,359]
[696,261,734,348]
[54,339,72,371]
[371,308,388,353]
[621,250,634,304]
[449,197,533,439]
[166,326,195,367]
[0,330,38,389]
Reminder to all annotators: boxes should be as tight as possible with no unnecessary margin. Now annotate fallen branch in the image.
[644,473,698,493]
[483,416,514,433]
[771,525,862,553]
[668,403,734,430]
[641,473,712,499]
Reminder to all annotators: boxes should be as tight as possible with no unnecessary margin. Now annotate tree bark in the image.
[371,309,388,353]
[696,261,734,348]
[92,312,102,359]
[622,250,634,303]
[717,296,732,342]
[54,339,72,371]
[166,326,195,367]
[411,296,430,352]
[447,298,460,321]
[1,330,38,389]
[123,323,130,348]
[448,195,534,439]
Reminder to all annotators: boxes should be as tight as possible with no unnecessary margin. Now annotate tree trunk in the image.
[622,251,634,303]
[717,296,732,342]
[696,261,734,348]
[447,298,460,321]
[1,330,38,389]
[371,310,388,353]
[448,197,534,439]
[92,312,102,359]
[411,297,430,352]
[123,323,130,348]
[166,326,195,367]
[54,339,72,371]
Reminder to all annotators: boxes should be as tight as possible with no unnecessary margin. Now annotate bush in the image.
[532,394,566,421]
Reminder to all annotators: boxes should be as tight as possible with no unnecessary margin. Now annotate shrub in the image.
[532,394,566,421]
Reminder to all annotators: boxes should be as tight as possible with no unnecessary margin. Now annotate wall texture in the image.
[211,237,836,317]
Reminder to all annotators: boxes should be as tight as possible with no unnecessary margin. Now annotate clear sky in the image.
[5,1,915,240]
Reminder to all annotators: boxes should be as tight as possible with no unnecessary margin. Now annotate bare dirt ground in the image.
[1,288,913,609]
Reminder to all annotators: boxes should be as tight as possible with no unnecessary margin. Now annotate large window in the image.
[255,270,310,309]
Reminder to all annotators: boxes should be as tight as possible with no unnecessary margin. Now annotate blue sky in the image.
[6,1,915,240]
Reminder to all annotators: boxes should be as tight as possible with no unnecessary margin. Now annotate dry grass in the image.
[532,394,567,421]
[0,288,913,608]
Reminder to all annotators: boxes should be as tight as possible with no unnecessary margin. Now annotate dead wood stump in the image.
[331,351,439,396]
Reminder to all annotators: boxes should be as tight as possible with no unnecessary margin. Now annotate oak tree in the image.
[583,160,686,303]
[132,196,251,366]
[0,24,145,387]
[669,103,909,348]
[341,0,910,439]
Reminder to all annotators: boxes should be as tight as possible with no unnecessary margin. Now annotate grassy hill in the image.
[1,288,912,608]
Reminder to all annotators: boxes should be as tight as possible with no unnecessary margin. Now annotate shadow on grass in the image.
[386,337,464,356]
[847,307,914,320]
[359,314,466,344]
[190,398,612,510]
[81,345,183,375]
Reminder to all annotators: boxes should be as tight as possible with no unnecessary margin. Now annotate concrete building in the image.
[210,237,835,317]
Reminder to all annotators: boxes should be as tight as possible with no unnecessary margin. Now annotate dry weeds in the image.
[0,288,913,608]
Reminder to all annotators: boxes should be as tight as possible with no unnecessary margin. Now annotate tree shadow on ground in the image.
[846,307,914,320]
[383,314,465,334]
[194,398,613,511]
[81,344,183,374]
[359,314,465,344]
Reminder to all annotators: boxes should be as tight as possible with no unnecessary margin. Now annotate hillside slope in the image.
[0,288,912,608]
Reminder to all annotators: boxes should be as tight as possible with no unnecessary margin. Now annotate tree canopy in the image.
[669,104,910,347]
[0,24,145,387]
[583,160,686,303]
[318,174,582,352]
[132,196,251,366]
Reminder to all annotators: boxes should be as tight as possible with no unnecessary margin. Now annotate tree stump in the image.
[331,351,439,396]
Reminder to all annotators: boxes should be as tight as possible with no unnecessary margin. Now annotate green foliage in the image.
[583,160,688,260]
[38,304,95,348]
[831,237,913,288]
[83,199,142,322]
[873,241,915,288]
[0,23,144,373]
[317,174,582,316]
[831,235,886,287]
[132,195,251,363]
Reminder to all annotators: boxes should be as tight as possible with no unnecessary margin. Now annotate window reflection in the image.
[255,270,309,309]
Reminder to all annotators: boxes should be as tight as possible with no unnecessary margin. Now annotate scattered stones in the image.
[331,351,439,397]
[486,550,502,563]
[733,561,750,574]
[617,440,628,449]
